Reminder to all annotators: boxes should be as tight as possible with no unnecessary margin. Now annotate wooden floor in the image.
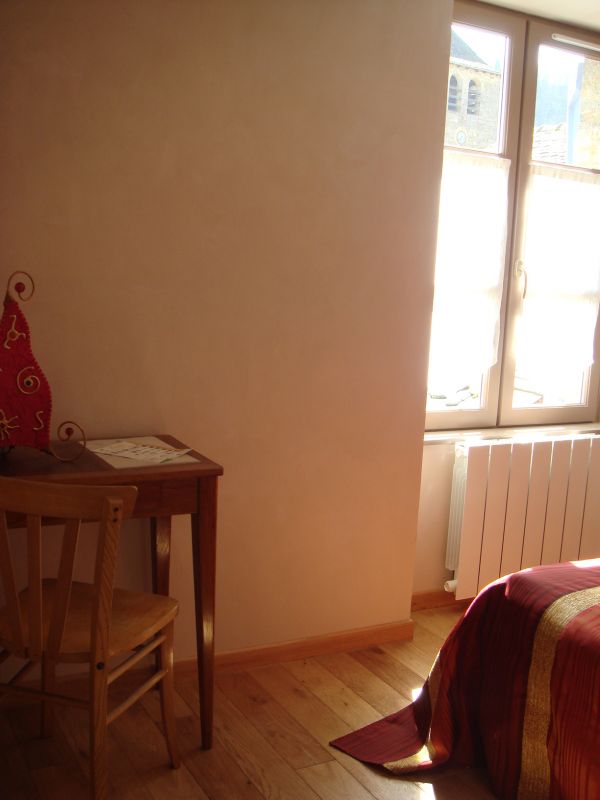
[0,606,496,799]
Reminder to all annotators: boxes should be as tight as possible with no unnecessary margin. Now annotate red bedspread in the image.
[331,559,600,799]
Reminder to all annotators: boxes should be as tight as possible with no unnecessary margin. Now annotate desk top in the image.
[0,434,223,486]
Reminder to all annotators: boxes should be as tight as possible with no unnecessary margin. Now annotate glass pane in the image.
[532,45,600,170]
[512,165,600,408]
[427,152,510,412]
[444,23,508,154]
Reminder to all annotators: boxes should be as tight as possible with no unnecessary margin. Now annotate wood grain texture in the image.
[214,619,414,670]
[158,622,180,768]
[215,669,331,769]
[380,641,437,682]
[0,436,223,488]
[0,479,181,800]
[0,608,495,800]
[192,474,218,750]
[350,647,423,705]
[283,659,381,730]
[298,761,374,800]
[56,702,154,800]
[47,520,81,659]
[315,652,402,716]
[141,690,266,800]
[208,684,322,800]
[0,510,25,655]
[26,516,42,660]
[0,438,225,753]
[410,590,468,611]
[150,517,172,597]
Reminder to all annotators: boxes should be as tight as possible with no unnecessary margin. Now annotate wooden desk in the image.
[0,434,223,749]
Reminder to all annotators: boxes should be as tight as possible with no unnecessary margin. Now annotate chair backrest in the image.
[0,477,137,665]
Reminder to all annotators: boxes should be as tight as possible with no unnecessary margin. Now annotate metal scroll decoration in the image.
[0,272,86,461]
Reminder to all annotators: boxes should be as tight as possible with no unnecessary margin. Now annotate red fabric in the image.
[330,560,600,800]
[0,296,52,449]
[549,604,600,798]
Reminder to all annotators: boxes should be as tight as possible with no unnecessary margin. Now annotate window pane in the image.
[445,24,508,153]
[532,45,600,170]
[427,152,510,412]
[512,165,600,408]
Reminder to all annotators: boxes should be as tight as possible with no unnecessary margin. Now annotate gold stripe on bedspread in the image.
[518,585,600,799]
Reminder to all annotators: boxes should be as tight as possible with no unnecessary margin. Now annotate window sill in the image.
[424,421,600,446]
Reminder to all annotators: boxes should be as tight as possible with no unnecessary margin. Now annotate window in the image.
[467,80,481,114]
[448,75,460,111]
[426,2,600,430]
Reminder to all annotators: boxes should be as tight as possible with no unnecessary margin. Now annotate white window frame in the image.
[426,1,525,431]
[426,1,600,432]
[499,18,600,427]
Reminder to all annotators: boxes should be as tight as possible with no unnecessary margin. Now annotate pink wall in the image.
[0,0,451,657]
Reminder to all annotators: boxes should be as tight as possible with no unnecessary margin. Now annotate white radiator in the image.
[447,434,600,600]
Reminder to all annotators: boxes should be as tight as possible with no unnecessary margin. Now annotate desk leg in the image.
[151,516,172,596]
[191,475,218,750]
[151,516,172,678]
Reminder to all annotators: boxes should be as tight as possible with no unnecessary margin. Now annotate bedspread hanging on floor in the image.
[330,559,600,800]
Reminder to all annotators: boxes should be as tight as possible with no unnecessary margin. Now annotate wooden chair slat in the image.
[0,511,25,655]
[0,478,137,520]
[107,633,166,685]
[91,498,123,668]
[47,518,81,658]
[106,669,167,725]
[27,514,43,659]
[0,476,180,800]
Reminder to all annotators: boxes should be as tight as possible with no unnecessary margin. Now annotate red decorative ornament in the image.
[0,272,85,459]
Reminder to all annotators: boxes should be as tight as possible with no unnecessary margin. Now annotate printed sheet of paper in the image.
[86,437,198,468]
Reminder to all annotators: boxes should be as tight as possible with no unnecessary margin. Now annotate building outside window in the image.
[467,79,481,114]
[448,74,460,111]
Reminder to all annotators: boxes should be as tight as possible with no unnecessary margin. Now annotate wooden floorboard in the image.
[0,608,496,799]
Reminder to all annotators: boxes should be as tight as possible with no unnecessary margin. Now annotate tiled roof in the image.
[450,30,485,65]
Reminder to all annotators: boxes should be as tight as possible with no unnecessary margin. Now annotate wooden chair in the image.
[0,477,180,799]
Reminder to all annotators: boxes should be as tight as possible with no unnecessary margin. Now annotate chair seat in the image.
[0,579,178,662]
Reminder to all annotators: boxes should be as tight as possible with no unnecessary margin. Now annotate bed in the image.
[331,559,600,799]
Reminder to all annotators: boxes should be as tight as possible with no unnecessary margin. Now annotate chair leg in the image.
[158,622,180,768]
[41,655,56,738]
[89,664,109,800]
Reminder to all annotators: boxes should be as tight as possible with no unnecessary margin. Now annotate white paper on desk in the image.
[87,440,191,464]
